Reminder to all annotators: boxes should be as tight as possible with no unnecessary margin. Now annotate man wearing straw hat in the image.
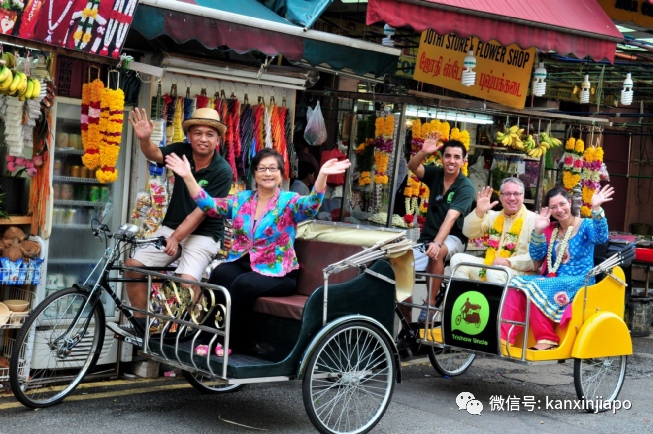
[107,107,233,344]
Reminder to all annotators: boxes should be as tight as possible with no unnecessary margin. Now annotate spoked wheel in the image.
[427,346,475,377]
[9,287,105,408]
[182,370,244,394]
[574,356,627,413]
[303,321,396,434]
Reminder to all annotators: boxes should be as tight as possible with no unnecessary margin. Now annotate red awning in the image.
[367,0,623,62]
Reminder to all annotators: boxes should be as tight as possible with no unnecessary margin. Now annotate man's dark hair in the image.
[251,148,285,175]
[441,139,467,158]
[298,161,316,180]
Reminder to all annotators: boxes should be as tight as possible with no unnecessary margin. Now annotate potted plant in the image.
[0,155,38,215]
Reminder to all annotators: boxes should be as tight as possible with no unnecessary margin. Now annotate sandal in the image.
[528,344,558,351]
[215,344,232,357]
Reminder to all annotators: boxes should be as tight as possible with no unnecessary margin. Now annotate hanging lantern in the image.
[580,75,591,104]
[461,51,476,87]
[532,62,547,97]
[620,73,633,106]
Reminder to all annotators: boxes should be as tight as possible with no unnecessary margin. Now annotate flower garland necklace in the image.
[546,220,575,277]
[73,0,101,49]
[562,137,584,191]
[96,87,125,183]
[580,146,603,217]
[81,79,104,170]
[46,0,75,44]
[479,211,524,281]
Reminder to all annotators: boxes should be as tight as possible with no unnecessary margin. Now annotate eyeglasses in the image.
[500,192,524,198]
[549,201,569,212]
[256,166,280,173]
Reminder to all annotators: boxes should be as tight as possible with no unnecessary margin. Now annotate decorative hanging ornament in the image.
[382,24,395,47]
[620,73,633,106]
[461,51,476,87]
[580,75,591,104]
[532,62,547,97]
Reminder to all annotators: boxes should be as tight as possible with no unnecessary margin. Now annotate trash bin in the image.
[626,297,652,337]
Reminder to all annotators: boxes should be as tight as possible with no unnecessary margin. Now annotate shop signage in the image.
[414,30,536,109]
[0,0,139,58]
[442,280,502,354]
[535,83,617,106]
[598,0,653,29]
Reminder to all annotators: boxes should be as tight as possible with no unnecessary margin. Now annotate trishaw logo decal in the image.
[450,291,490,337]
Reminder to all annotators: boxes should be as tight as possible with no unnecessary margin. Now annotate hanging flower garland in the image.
[373,115,394,185]
[82,79,104,170]
[96,87,125,183]
[580,146,603,217]
[479,214,523,281]
[562,137,584,191]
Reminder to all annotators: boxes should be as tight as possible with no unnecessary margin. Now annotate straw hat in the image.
[182,108,227,136]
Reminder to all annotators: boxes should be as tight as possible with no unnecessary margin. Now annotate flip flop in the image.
[215,344,232,357]
[528,344,558,351]
[195,344,210,356]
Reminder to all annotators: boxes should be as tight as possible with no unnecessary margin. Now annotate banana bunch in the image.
[0,64,13,93]
[1,52,15,68]
[539,132,562,148]
[523,134,536,151]
[1,70,41,100]
[526,134,548,158]
[496,125,526,149]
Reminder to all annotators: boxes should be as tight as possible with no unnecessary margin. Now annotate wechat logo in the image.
[456,392,483,415]
[451,291,489,336]
[198,180,209,188]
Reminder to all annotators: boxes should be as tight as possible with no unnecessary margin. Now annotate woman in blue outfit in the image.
[501,184,614,350]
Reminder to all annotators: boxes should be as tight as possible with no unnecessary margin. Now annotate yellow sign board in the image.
[536,84,616,106]
[414,30,536,109]
[597,0,653,29]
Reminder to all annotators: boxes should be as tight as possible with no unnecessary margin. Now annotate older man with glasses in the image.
[450,178,539,284]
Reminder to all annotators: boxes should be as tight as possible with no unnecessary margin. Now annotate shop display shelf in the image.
[0,285,34,329]
[48,258,98,264]
[54,200,106,207]
[54,148,85,156]
[0,216,32,225]
[0,263,44,285]
[53,176,101,185]
[52,223,92,230]
[0,337,28,382]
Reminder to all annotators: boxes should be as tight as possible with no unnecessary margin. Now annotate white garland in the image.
[547,223,574,275]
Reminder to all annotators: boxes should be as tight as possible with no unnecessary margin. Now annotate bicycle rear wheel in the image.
[9,287,105,408]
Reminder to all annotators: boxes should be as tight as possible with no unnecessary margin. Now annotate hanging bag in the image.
[304,100,327,146]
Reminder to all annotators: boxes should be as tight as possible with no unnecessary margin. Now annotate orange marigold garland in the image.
[82,79,104,170]
[96,88,125,183]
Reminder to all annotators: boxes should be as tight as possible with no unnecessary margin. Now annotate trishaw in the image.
[412,249,635,413]
[9,221,415,434]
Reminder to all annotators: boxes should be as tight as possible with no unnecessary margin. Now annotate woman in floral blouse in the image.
[165,148,350,354]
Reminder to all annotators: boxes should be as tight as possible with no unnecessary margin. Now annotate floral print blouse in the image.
[192,187,325,277]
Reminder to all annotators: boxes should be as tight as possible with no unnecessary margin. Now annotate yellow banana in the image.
[509,125,518,134]
[31,79,41,99]
[0,72,13,91]
[517,128,524,136]
[502,136,510,146]
[8,71,20,92]
[23,79,34,99]
[0,66,9,83]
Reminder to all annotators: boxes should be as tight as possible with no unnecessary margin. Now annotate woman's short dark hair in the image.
[544,186,571,207]
[251,148,285,175]
[441,139,467,158]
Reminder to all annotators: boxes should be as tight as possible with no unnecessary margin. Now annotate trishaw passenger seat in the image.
[253,240,363,320]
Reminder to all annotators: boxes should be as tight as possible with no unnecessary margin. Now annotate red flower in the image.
[276,231,290,247]
[404,215,414,223]
[263,226,275,237]
[233,216,244,230]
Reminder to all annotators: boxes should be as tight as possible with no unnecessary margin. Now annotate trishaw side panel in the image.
[443,279,503,355]
[571,312,633,358]
[292,260,397,375]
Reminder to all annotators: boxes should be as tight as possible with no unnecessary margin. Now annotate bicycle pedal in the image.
[114,333,143,348]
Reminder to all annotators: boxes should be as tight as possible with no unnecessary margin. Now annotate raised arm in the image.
[166,153,233,218]
[291,158,351,223]
[529,207,552,261]
[128,108,163,164]
[408,131,441,179]
[587,184,613,244]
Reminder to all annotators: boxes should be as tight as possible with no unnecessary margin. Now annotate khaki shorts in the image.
[413,235,465,272]
[131,226,219,282]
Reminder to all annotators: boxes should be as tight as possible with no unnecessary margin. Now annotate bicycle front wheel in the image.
[9,287,106,408]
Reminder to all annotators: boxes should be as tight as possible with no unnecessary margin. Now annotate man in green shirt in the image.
[408,132,474,323]
[107,107,233,344]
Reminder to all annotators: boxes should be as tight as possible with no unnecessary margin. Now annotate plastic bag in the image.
[304,101,327,146]
[599,162,610,181]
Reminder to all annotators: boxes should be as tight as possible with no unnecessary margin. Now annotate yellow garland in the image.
[374,150,390,184]
[412,118,421,138]
[73,30,83,41]
[575,139,585,153]
[97,87,125,184]
[581,205,592,217]
[565,137,576,151]
[375,117,385,137]
[358,171,372,186]
[562,172,581,190]
[480,214,524,281]
[82,8,98,18]
[82,79,104,170]
[384,115,395,137]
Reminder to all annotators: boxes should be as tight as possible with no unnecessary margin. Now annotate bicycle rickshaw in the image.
[9,221,415,434]
[412,249,635,413]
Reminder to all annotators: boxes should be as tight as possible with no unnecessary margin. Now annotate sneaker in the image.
[417,301,441,324]
[107,321,143,347]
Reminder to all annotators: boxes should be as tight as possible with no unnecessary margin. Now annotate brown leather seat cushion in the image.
[253,239,363,320]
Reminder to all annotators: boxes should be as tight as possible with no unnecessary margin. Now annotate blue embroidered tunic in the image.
[510,213,608,322]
